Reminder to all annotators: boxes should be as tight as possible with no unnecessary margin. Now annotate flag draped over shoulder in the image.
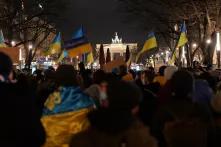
[41,86,94,147]
[64,27,92,58]
[136,32,157,62]
[0,30,7,47]
[45,32,61,55]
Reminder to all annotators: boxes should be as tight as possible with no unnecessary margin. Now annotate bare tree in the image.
[119,0,221,66]
[0,0,68,68]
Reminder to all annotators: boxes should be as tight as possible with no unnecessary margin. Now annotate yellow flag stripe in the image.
[177,32,188,48]
[68,43,92,58]
[140,37,157,54]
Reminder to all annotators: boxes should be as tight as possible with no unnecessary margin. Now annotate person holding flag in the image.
[136,32,158,63]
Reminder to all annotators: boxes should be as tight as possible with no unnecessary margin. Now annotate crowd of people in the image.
[1,51,221,147]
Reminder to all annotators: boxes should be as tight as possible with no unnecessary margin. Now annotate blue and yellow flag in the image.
[136,32,157,62]
[45,32,61,55]
[72,26,85,39]
[168,48,177,65]
[41,86,94,147]
[0,30,6,47]
[177,22,188,48]
[64,27,92,58]
[56,50,68,63]
[168,22,188,65]
[86,51,94,64]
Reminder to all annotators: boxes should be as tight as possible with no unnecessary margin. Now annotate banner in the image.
[103,57,126,72]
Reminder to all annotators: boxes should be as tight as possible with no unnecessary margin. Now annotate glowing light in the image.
[11,41,15,46]
[216,32,220,51]
[192,43,197,48]
[93,62,97,67]
[19,49,22,61]
[206,39,211,44]
[174,24,178,31]
[182,46,185,58]
[29,44,33,49]
[39,4,43,9]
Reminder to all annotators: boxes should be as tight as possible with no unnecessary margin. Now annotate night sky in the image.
[57,0,146,45]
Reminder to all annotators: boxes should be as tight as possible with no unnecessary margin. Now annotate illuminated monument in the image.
[96,32,137,60]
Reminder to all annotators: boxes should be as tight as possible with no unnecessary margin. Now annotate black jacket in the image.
[0,81,45,147]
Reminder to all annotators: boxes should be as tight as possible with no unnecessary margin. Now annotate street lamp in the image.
[192,43,197,48]
[206,39,211,44]
[11,41,15,46]
[39,4,43,9]
[29,44,33,50]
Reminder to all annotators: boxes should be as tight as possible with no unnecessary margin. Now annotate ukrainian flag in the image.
[168,48,177,65]
[72,26,84,39]
[64,27,92,58]
[45,32,61,55]
[0,30,7,47]
[86,51,94,64]
[168,22,188,65]
[56,50,68,63]
[177,22,188,48]
[136,32,157,62]
[41,86,94,147]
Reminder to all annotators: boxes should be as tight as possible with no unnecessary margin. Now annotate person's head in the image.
[193,80,213,105]
[149,66,155,74]
[164,66,178,81]
[106,80,142,112]
[171,70,194,99]
[33,69,43,82]
[78,62,85,72]
[199,72,217,91]
[55,64,78,86]
[44,69,55,81]
[119,65,127,76]
[159,66,167,76]
[93,70,106,84]
[129,69,136,79]
[88,79,142,134]
[193,61,200,69]
[0,52,13,81]
[145,70,155,84]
